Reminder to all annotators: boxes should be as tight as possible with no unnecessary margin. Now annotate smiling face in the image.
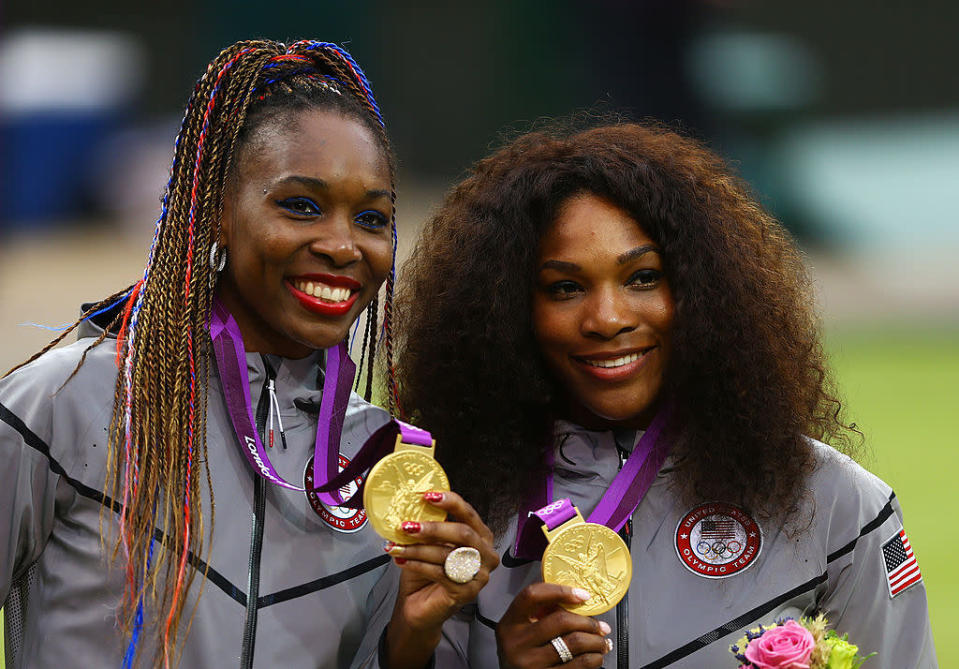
[532,193,674,429]
[216,108,393,358]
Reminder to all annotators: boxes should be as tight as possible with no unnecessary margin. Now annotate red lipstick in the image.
[286,274,361,316]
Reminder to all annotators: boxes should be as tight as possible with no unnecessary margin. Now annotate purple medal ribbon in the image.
[533,498,579,531]
[513,409,671,559]
[210,299,421,508]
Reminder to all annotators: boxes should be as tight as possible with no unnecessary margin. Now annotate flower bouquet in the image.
[730,614,874,669]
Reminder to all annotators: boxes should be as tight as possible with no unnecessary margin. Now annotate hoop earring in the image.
[210,241,227,273]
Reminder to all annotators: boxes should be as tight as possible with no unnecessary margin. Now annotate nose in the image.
[581,287,638,340]
[308,215,362,267]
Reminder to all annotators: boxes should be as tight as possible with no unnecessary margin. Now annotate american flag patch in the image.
[882,528,922,597]
[700,518,736,540]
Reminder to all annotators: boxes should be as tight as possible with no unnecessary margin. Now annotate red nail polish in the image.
[423,491,444,503]
[383,541,396,552]
[401,521,421,534]
[394,557,407,565]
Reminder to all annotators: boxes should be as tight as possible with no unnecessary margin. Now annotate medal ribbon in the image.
[513,409,671,559]
[210,299,418,507]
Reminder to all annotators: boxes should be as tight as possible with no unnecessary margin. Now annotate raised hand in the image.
[384,491,499,669]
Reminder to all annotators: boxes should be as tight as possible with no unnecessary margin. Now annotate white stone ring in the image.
[550,636,574,663]
[443,546,482,584]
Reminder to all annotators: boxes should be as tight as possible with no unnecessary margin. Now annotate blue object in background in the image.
[1,112,119,226]
[0,28,145,231]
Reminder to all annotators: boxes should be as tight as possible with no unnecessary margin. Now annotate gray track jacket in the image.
[361,421,938,668]
[1,333,391,667]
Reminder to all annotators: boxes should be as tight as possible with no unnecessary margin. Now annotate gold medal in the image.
[541,508,632,616]
[363,434,450,543]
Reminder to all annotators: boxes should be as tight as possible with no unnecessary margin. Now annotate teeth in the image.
[584,352,642,368]
[294,280,353,303]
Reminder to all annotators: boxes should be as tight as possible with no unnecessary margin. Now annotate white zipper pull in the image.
[267,377,287,450]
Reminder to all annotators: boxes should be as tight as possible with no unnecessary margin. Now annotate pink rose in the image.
[744,620,815,669]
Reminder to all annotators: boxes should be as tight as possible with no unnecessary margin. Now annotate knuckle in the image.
[453,524,474,545]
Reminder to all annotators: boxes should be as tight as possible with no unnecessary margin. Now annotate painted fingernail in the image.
[605,638,613,653]
[382,541,396,553]
[394,557,407,565]
[385,543,405,555]
[422,491,444,503]
[572,588,591,601]
[401,521,421,534]
[598,621,611,635]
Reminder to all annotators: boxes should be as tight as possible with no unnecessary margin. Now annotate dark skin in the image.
[385,491,499,669]
[217,108,498,665]
[217,109,393,357]
[497,584,611,669]
[502,195,671,667]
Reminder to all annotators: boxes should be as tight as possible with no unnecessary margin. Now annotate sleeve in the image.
[819,487,938,668]
[350,562,472,669]
[0,369,61,603]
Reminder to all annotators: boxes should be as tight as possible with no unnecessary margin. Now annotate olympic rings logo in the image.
[539,501,567,516]
[694,538,743,560]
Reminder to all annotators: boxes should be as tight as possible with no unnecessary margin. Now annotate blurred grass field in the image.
[2,329,955,666]
[827,328,958,666]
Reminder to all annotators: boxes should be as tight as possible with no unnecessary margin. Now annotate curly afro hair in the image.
[395,121,858,537]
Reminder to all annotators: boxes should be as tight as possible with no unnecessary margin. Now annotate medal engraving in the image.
[542,518,631,616]
[364,448,449,543]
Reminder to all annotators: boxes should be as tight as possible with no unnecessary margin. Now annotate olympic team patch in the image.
[305,454,367,533]
[675,502,762,578]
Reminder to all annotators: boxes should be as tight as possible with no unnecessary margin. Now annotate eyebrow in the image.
[617,244,660,264]
[276,175,391,200]
[540,245,661,272]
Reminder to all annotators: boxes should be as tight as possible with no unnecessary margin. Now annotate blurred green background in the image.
[2,0,957,666]
[827,330,958,665]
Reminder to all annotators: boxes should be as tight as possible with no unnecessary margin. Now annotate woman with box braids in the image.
[0,39,493,669]
[101,41,397,666]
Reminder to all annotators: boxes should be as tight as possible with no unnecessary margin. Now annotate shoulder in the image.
[804,438,896,548]
[340,392,392,457]
[0,338,118,444]
[2,337,118,395]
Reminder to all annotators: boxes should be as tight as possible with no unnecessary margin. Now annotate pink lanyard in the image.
[513,410,671,559]
[210,298,430,507]
[211,299,353,505]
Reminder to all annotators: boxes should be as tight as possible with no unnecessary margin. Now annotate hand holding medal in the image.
[361,421,499,669]
[537,498,631,616]
[497,415,670,667]
[363,422,451,543]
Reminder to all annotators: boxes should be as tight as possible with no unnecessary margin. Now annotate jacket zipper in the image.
[240,357,274,668]
[616,519,632,669]
[615,444,631,669]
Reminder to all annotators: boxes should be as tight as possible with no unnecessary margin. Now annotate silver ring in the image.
[443,546,481,584]
[550,636,574,663]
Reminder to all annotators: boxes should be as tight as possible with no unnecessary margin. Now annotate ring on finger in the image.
[443,546,482,584]
[550,636,574,664]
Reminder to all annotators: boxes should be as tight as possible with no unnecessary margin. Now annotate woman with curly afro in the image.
[365,122,937,668]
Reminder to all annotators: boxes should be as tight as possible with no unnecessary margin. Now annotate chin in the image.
[577,398,659,430]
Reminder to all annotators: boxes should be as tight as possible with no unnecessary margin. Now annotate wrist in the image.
[384,616,441,669]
